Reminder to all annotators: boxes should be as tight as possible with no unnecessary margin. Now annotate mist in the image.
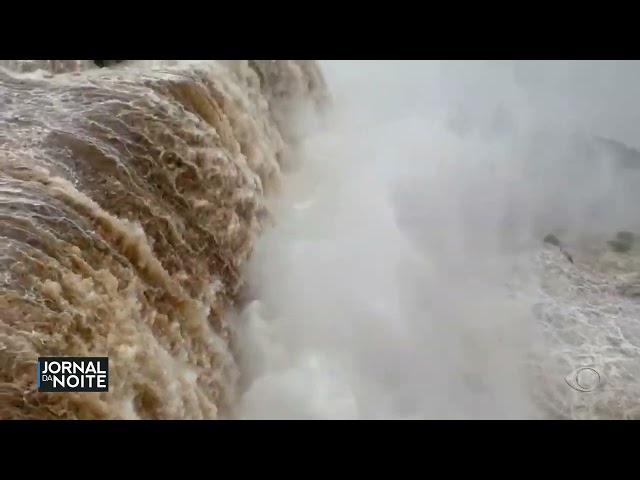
[231,61,640,419]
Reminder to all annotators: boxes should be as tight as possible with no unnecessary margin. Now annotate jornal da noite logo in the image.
[37,357,109,393]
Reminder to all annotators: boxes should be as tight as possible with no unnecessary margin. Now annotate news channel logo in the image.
[565,366,606,393]
[37,357,109,393]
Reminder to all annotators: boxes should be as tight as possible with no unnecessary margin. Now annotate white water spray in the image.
[233,61,640,420]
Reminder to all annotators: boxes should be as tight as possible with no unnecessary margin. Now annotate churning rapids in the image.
[0,60,327,419]
[0,60,639,420]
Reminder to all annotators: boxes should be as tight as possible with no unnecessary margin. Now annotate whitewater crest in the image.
[0,60,327,419]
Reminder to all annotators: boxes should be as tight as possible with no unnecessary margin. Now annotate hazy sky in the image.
[320,60,640,148]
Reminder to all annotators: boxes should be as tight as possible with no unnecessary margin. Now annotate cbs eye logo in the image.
[565,366,606,392]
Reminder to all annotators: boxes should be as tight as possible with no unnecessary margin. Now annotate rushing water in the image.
[0,60,327,419]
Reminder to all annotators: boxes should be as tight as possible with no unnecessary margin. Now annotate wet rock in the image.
[607,239,632,253]
[94,60,125,68]
[562,250,574,264]
[543,234,574,263]
[616,231,635,244]
[607,231,634,253]
[544,234,562,247]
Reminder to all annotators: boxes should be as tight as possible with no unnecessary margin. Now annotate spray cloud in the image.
[232,61,640,420]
